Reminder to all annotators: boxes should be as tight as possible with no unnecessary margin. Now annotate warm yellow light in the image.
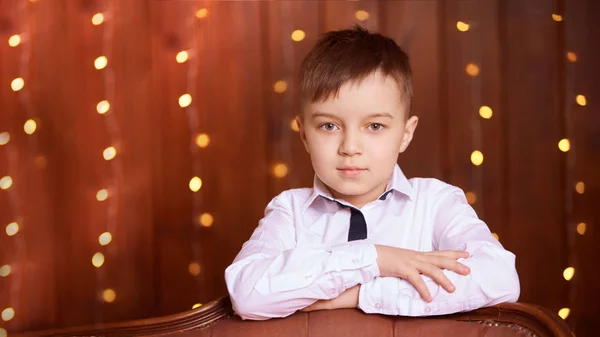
[11,77,24,91]
[575,181,585,194]
[492,233,499,240]
[188,262,201,276]
[176,51,189,63]
[0,328,6,337]
[465,63,479,76]
[558,139,570,152]
[189,176,202,192]
[479,106,493,119]
[273,80,287,93]
[552,14,563,22]
[470,150,484,166]
[102,289,116,303]
[103,146,117,160]
[5,222,19,236]
[92,252,105,268]
[563,267,575,281]
[465,192,477,205]
[456,21,470,32]
[576,222,586,235]
[8,34,21,47]
[192,303,203,309]
[94,56,108,70]
[575,95,586,106]
[96,189,108,201]
[0,132,9,145]
[273,163,288,178]
[558,308,570,320]
[179,94,192,108]
[290,119,299,132]
[566,52,577,63]
[0,176,13,190]
[355,10,369,21]
[1,308,14,321]
[0,265,10,277]
[195,134,210,148]
[97,100,110,114]
[199,213,214,227]
[291,30,306,42]
[99,232,112,246]
[196,8,208,19]
[24,119,37,135]
[91,13,104,25]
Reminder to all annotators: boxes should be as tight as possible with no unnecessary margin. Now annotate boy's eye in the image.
[320,123,337,131]
[369,123,384,131]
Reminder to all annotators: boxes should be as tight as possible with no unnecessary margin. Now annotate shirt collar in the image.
[302,163,414,211]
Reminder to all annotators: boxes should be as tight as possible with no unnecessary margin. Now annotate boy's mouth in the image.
[337,167,367,177]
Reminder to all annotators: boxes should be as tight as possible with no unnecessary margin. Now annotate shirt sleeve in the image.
[224,191,381,320]
[358,185,520,316]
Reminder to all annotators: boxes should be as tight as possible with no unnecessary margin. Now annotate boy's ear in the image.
[296,115,310,153]
[399,116,419,153]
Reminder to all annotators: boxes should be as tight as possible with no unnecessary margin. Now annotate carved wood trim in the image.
[16,297,573,337]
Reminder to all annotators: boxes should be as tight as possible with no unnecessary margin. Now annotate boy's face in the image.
[297,71,418,208]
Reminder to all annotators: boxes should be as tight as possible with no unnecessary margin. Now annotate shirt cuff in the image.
[327,240,380,291]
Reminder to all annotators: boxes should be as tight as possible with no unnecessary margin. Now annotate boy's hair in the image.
[299,25,413,115]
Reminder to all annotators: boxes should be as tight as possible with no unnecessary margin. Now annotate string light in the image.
[576,223,586,235]
[192,303,203,309]
[552,14,563,22]
[198,213,214,227]
[182,1,210,308]
[479,105,493,119]
[2,2,37,333]
[575,94,586,106]
[465,63,480,77]
[574,181,585,194]
[563,267,575,281]
[92,0,125,314]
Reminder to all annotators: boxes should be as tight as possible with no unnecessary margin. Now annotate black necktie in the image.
[347,207,368,241]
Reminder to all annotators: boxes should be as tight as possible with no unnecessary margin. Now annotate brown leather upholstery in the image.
[16,297,574,337]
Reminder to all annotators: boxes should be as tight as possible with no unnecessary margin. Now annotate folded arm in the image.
[224,192,380,320]
[358,186,520,316]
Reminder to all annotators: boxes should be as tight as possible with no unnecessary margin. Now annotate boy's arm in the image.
[357,185,520,316]
[224,191,381,321]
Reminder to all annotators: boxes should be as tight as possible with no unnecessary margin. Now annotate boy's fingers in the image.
[419,263,455,293]
[407,272,432,302]
[425,250,469,259]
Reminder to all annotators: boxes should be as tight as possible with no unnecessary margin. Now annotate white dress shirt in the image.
[224,164,520,320]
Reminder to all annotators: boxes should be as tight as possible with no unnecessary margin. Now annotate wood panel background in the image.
[0,0,598,336]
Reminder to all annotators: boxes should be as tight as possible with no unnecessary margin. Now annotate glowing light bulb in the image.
[558,139,570,152]
[355,10,369,21]
[479,106,493,119]
[291,30,306,42]
[8,34,21,47]
[95,56,108,70]
[11,77,24,91]
[470,150,484,166]
[92,13,104,25]
[179,94,192,108]
[563,267,575,281]
[176,51,189,63]
[97,100,110,114]
[456,21,470,32]
[0,176,12,190]
[24,119,37,135]
[189,177,202,192]
[99,232,112,245]
[273,80,287,93]
[0,132,9,145]
[273,163,288,178]
[92,252,105,267]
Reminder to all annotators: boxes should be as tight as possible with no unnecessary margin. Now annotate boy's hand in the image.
[375,244,471,302]
[300,285,360,312]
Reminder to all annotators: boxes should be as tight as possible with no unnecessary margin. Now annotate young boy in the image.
[224,25,520,320]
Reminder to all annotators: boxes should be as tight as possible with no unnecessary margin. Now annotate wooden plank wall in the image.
[0,0,598,336]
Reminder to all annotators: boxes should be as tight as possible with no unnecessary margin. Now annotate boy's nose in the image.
[338,131,363,156]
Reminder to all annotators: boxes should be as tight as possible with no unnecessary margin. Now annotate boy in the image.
[224,25,520,320]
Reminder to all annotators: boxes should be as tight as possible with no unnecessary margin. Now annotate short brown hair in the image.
[299,25,413,114]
